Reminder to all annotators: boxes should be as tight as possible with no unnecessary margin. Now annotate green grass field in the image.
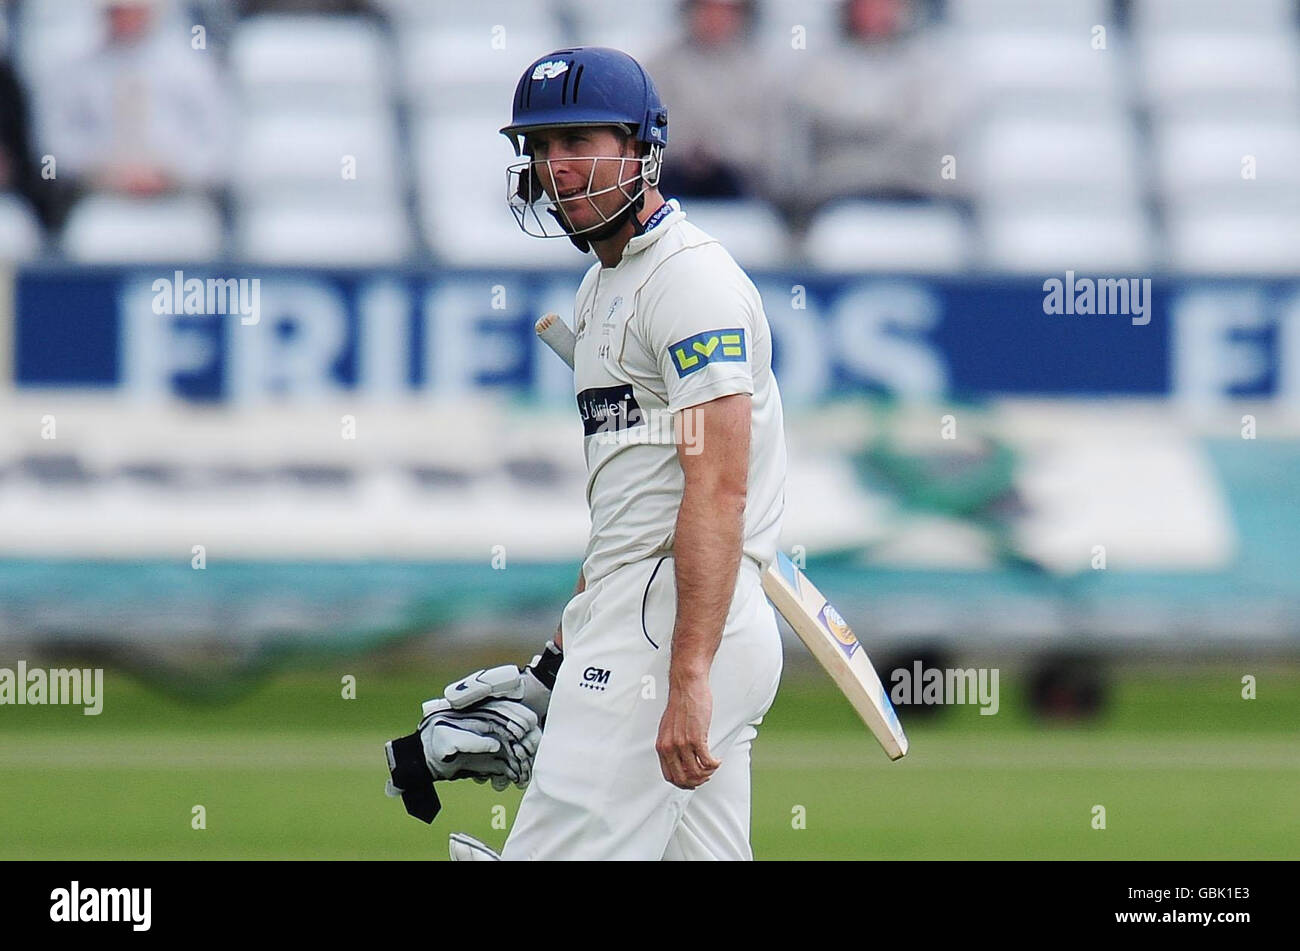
[2,658,1297,859]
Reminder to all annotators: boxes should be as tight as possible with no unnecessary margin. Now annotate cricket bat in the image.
[760,551,907,759]
[534,313,908,760]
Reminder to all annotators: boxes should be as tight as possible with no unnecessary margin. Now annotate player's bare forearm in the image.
[669,393,751,679]
[669,478,745,682]
[656,393,751,789]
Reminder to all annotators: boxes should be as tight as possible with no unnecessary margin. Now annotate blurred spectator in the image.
[783,0,962,219]
[1,21,62,227]
[40,0,231,198]
[647,0,777,200]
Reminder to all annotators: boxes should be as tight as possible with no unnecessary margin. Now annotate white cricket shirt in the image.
[571,199,787,585]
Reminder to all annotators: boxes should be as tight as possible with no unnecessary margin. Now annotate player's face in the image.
[527,127,642,233]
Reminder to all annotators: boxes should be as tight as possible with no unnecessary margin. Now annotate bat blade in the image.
[761,552,908,759]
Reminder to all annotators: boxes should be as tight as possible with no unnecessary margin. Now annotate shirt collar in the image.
[622,199,684,259]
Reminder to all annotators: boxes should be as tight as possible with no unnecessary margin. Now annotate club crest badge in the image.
[532,60,569,81]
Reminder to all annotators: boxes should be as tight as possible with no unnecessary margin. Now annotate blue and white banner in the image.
[11,266,1300,405]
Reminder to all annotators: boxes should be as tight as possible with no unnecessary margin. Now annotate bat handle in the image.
[535,313,577,369]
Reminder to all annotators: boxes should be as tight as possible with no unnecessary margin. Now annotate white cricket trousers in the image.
[501,553,783,860]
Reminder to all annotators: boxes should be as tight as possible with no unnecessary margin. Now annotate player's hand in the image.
[656,673,721,789]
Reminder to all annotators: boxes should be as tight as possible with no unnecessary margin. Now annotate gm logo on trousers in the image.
[581,667,611,691]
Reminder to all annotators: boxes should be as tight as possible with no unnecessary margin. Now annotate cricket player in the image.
[386,46,787,861]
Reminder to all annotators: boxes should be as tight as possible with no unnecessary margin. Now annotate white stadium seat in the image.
[1153,118,1300,210]
[234,199,413,266]
[379,0,557,32]
[1130,0,1295,35]
[62,194,224,263]
[233,108,405,203]
[229,16,391,111]
[803,201,971,273]
[400,25,564,112]
[369,0,433,27]
[979,205,1156,273]
[1139,33,1300,118]
[0,193,44,262]
[968,111,1141,206]
[960,31,1127,113]
[1166,210,1300,275]
[679,199,790,269]
[948,0,1111,31]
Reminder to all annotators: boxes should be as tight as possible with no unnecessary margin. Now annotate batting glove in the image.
[384,698,541,823]
[435,640,563,724]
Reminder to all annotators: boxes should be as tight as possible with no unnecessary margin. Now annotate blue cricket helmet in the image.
[500,47,668,154]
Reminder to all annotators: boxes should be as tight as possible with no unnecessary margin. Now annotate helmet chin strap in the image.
[550,187,646,253]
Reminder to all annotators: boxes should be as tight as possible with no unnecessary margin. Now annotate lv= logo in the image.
[670,329,745,377]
